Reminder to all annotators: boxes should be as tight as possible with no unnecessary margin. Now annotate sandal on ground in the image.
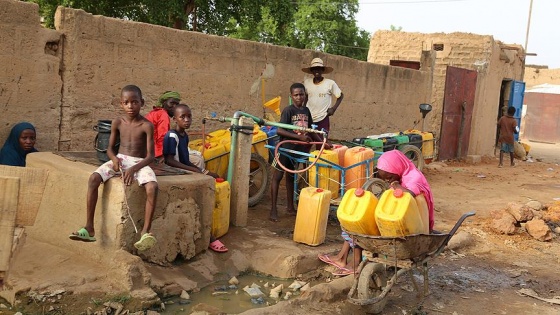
[69,228,96,242]
[134,233,157,251]
[332,267,354,277]
[318,254,344,269]
[209,239,228,253]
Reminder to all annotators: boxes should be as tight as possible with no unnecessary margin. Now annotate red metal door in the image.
[438,66,478,160]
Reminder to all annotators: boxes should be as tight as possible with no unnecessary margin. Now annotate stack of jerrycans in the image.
[212,178,231,238]
[337,188,380,235]
[404,129,435,163]
[375,188,429,236]
[293,187,332,246]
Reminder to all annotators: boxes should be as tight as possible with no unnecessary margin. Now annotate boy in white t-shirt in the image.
[302,58,344,136]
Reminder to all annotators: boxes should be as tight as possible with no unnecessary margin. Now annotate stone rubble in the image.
[506,202,534,222]
[525,218,553,241]
[490,199,555,241]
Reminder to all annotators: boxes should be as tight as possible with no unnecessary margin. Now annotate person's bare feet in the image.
[330,257,346,268]
[286,208,297,216]
[269,215,279,222]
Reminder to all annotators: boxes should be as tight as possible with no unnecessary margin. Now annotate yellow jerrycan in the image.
[308,150,340,199]
[375,189,428,237]
[211,178,231,238]
[251,125,269,162]
[337,188,380,235]
[293,187,332,246]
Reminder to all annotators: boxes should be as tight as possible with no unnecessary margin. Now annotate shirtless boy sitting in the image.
[70,84,158,251]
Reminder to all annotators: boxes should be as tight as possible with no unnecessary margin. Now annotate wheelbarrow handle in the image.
[447,211,476,239]
[433,211,476,257]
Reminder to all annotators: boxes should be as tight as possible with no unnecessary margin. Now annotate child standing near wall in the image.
[497,106,518,167]
[270,83,329,222]
[70,85,158,251]
[163,104,227,252]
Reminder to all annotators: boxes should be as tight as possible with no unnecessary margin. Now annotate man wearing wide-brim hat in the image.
[302,57,344,135]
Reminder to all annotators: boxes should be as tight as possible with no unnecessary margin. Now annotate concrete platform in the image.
[25,152,214,266]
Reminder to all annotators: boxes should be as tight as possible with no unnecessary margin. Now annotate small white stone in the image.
[263,282,269,288]
[180,290,190,300]
[283,291,293,300]
[288,280,306,291]
[228,276,239,285]
[269,290,280,299]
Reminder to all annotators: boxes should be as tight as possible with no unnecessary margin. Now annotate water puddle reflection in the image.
[161,274,311,314]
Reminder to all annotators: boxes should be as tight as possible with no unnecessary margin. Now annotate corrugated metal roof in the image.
[526,83,560,94]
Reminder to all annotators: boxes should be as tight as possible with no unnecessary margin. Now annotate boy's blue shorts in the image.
[501,143,514,153]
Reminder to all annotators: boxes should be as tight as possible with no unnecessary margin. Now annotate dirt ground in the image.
[242,141,560,315]
[2,141,560,314]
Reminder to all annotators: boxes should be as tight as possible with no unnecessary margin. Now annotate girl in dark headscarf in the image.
[0,122,37,166]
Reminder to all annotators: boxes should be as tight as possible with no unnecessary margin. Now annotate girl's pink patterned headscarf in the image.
[377,150,434,231]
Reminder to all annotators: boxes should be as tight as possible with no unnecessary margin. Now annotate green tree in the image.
[390,25,403,31]
[291,0,370,60]
[28,0,370,60]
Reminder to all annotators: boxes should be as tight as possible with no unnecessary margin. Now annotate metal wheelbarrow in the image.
[345,211,476,314]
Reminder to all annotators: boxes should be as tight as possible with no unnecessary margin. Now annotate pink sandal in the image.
[209,239,228,253]
[332,267,354,276]
[318,254,345,269]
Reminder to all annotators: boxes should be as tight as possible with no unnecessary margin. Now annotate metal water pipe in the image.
[207,111,326,183]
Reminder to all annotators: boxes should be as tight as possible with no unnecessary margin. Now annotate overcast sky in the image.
[355,0,559,68]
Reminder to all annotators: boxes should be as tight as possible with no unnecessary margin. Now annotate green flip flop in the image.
[134,233,157,251]
[69,228,96,242]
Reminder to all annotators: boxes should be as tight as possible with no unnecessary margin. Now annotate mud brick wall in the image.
[369,31,524,156]
[1,1,432,152]
[53,7,432,150]
[525,67,560,88]
[0,0,62,151]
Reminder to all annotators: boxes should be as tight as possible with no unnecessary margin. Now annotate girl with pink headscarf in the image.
[319,150,435,276]
[376,150,434,231]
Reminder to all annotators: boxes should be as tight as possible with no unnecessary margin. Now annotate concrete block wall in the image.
[0,0,62,151]
[369,31,494,137]
[369,30,524,156]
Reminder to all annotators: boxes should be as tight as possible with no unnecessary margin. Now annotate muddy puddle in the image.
[161,274,312,314]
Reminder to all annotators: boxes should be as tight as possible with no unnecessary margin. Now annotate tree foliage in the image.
[28,0,370,60]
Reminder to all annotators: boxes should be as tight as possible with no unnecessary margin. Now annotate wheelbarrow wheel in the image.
[362,178,389,199]
[248,153,271,207]
[357,262,388,314]
[399,144,424,171]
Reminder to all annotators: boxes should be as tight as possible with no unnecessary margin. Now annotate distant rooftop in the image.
[526,83,560,94]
